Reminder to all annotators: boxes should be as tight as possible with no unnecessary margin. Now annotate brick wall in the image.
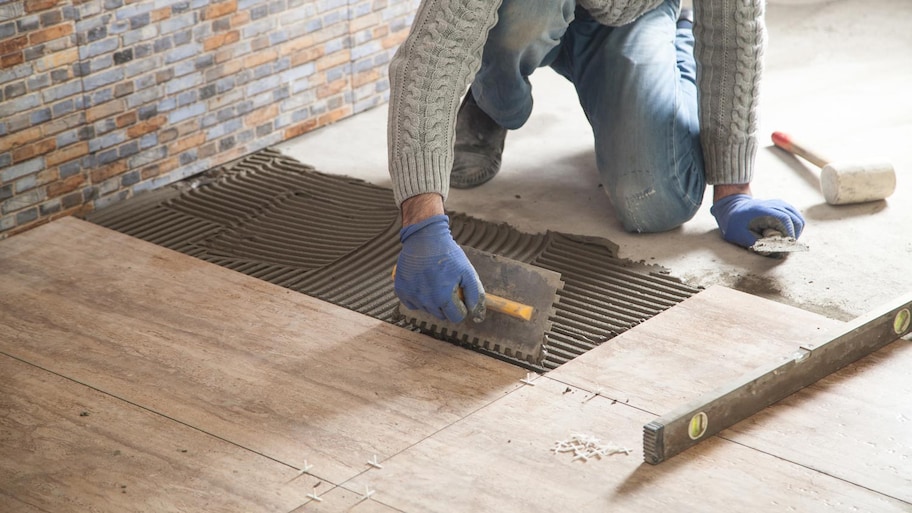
[0,0,416,238]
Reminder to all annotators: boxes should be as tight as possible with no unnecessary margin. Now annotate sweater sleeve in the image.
[387,0,503,207]
[694,0,766,185]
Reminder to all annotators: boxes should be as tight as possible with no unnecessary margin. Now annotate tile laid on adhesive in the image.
[547,286,843,413]
[0,354,315,512]
[338,378,906,513]
[0,218,525,487]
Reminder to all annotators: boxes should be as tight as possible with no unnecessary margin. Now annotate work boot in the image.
[450,90,507,189]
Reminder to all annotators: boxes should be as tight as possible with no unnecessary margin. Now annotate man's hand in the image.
[711,186,805,249]
[710,194,804,248]
[395,195,485,323]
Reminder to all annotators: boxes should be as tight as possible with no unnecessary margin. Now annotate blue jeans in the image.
[470,0,705,233]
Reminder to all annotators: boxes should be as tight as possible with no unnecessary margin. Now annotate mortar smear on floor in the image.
[88,148,699,370]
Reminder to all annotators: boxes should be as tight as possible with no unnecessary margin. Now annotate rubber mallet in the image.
[771,131,896,205]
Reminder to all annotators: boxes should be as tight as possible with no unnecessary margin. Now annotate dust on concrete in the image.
[731,272,783,297]
[689,269,856,322]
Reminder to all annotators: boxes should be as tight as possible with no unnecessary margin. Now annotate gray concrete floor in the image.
[277,0,912,322]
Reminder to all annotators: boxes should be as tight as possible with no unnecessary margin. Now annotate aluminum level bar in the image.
[644,293,912,465]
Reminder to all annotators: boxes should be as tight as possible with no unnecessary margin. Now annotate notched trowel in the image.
[750,229,809,258]
[397,247,563,369]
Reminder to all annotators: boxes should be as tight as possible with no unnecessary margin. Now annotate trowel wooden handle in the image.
[391,266,534,321]
[482,294,534,321]
[771,131,829,169]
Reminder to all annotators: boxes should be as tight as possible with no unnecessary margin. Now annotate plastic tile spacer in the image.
[366,454,383,469]
[519,372,537,386]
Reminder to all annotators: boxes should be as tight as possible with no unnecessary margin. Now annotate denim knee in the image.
[471,0,575,129]
[608,165,705,233]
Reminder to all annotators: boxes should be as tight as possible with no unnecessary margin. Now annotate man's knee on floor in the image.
[610,179,703,233]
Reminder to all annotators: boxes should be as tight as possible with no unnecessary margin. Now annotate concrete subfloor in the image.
[277,0,912,322]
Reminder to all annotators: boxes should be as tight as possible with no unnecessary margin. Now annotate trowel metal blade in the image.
[398,246,563,369]
[751,235,809,257]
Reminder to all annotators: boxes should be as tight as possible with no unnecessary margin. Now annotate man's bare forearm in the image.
[401,193,445,226]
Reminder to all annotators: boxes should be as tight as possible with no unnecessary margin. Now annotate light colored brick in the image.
[126,114,167,138]
[89,129,126,152]
[1,52,25,69]
[29,23,74,45]
[207,87,242,110]
[203,0,237,20]
[35,46,79,73]
[244,103,278,127]
[2,189,46,215]
[382,30,409,50]
[86,99,125,123]
[352,68,380,88]
[151,6,171,22]
[0,36,28,56]
[0,61,32,86]
[229,9,250,27]
[139,155,179,181]
[115,110,137,128]
[122,24,158,46]
[372,25,389,39]
[83,67,124,91]
[289,46,323,68]
[350,12,380,32]
[128,145,167,168]
[46,141,89,167]
[165,71,203,95]
[316,49,350,71]
[1,157,44,183]
[160,11,196,35]
[317,77,348,99]
[36,167,60,187]
[279,33,315,56]
[284,118,318,139]
[114,3,153,21]
[0,126,42,153]
[313,21,348,45]
[206,58,242,82]
[48,118,88,145]
[12,138,57,163]
[351,39,382,60]
[40,79,83,103]
[46,173,86,198]
[79,37,120,60]
[244,48,277,69]
[203,30,241,52]
[0,92,40,117]
[88,160,127,184]
[157,127,178,143]
[169,131,205,154]
[25,0,60,12]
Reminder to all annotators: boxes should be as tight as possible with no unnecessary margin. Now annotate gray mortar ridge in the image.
[87,148,701,370]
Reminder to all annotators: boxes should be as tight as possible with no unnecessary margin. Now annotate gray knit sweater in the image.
[387,0,765,206]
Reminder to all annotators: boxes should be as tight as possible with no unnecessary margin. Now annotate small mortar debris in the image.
[552,433,631,462]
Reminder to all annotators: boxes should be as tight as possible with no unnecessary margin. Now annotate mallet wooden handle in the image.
[391,266,534,321]
[771,131,829,169]
[773,130,896,205]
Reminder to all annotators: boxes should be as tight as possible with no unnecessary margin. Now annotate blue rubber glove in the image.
[395,214,485,323]
[711,194,805,249]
